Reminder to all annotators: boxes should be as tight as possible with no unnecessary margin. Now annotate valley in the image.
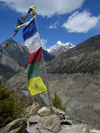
[4,69,100,130]
[1,34,100,130]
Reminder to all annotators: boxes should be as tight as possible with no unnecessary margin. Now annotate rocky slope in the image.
[0,54,25,73]
[0,38,29,66]
[0,38,28,81]
[0,38,55,66]
[46,34,100,74]
[0,64,16,80]
[2,34,100,130]
[4,69,100,130]
[0,38,55,82]
[1,105,100,133]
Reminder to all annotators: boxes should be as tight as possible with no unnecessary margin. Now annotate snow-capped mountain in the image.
[46,41,75,56]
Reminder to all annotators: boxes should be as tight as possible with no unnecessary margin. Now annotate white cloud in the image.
[62,10,100,33]
[40,39,48,49]
[0,0,85,17]
[49,21,60,29]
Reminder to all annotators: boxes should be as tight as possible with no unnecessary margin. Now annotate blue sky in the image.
[0,0,100,49]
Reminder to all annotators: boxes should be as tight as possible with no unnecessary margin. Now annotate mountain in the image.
[0,38,55,80]
[42,49,55,62]
[3,34,100,129]
[45,34,100,74]
[0,38,29,66]
[0,38,55,64]
[0,63,16,80]
[5,66,100,130]
[46,41,75,56]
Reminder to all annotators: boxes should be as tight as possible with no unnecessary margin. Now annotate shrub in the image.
[0,80,22,128]
[52,92,66,112]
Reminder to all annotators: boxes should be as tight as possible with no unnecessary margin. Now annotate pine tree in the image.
[0,80,22,128]
[52,92,66,112]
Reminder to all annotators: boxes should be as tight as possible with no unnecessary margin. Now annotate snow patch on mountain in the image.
[46,41,75,54]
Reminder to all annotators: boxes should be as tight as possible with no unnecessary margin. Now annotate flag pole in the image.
[35,19,54,113]
[14,5,54,113]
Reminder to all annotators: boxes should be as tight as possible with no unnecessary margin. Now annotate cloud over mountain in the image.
[62,10,100,33]
[1,0,85,17]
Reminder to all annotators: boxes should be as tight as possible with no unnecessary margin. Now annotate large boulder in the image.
[0,118,27,133]
[37,114,61,132]
[38,106,65,119]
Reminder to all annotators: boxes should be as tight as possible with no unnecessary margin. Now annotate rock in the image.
[0,118,27,133]
[24,102,40,117]
[26,121,91,133]
[56,112,65,120]
[60,118,72,125]
[53,107,65,115]
[59,124,89,133]
[23,95,47,117]
[38,107,65,117]
[26,124,39,133]
[8,126,26,133]
[38,107,51,116]
[26,124,54,133]
[65,115,69,119]
[90,129,100,133]
[37,114,61,132]
[27,115,41,126]
[38,129,53,133]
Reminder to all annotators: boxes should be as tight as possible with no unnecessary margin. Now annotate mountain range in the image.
[46,41,75,56]
[0,38,55,65]
[0,38,55,80]
[1,34,100,129]
[0,39,74,80]
[45,34,100,74]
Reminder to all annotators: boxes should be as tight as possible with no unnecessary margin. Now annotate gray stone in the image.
[37,114,61,132]
[90,129,100,133]
[38,107,65,117]
[27,115,41,126]
[0,118,27,133]
[8,126,26,133]
[24,102,40,117]
[26,125,39,133]
[53,107,65,115]
[38,107,51,116]
[26,122,92,133]
[60,118,72,125]
[58,124,89,133]
[23,95,47,117]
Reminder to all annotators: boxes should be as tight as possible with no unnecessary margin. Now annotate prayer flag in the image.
[2,42,8,48]
[13,29,19,37]
[22,19,47,95]
[20,14,29,22]
[2,39,10,48]
[0,50,3,56]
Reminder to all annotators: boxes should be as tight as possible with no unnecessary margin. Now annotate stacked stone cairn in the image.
[0,107,100,133]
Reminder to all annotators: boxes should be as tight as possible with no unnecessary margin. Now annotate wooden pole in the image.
[14,5,54,113]
[35,19,54,113]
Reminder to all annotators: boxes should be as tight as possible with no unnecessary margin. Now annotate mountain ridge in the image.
[1,34,100,130]
[0,38,55,80]
[0,38,55,65]
[45,34,100,74]
[46,41,75,56]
